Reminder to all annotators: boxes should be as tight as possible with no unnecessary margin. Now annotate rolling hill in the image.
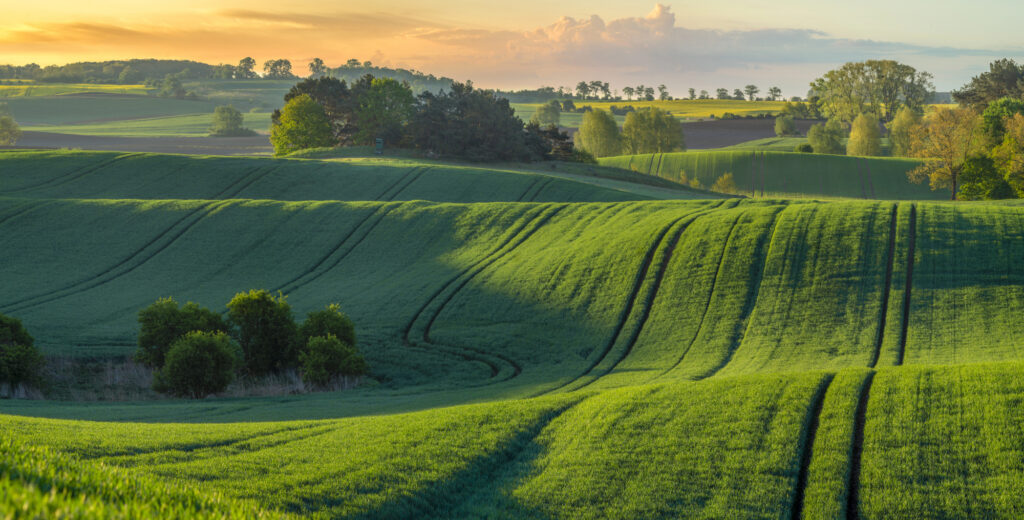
[3,149,1024,518]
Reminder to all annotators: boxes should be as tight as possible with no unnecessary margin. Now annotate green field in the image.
[4,149,1024,517]
[0,83,150,98]
[512,99,786,126]
[21,112,272,137]
[599,150,942,200]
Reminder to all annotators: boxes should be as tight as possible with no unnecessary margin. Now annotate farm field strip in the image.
[869,205,898,368]
[790,373,835,520]
[0,152,137,195]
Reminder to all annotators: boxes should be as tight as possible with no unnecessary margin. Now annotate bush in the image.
[136,298,228,368]
[0,313,44,392]
[227,290,298,376]
[155,331,237,398]
[0,115,21,146]
[710,173,738,194]
[808,119,845,155]
[794,143,814,153]
[299,304,356,347]
[209,105,256,137]
[774,115,797,137]
[299,335,367,388]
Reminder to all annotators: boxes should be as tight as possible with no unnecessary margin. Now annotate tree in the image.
[731,89,744,100]
[299,304,356,347]
[576,81,591,99]
[699,90,709,100]
[236,57,257,79]
[209,105,255,137]
[575,109,622,158]
[530,99,562,127]
[847,113,882,156]
[622,108,685,154]
[0,313,43,394]
[118,66,142,84]
[807,119,845,155]
[887,106,921,157]
[158,74,187,99]
[644,87,655,101]
[767,87,782,101]
[226,289,298,376]
[716,88,730,100]
[811,60,934,122]
[658,84,670,101]
[262,59,295,79]
[958,155,1014,200]
[688,88,696,100]
[135,297,229,368]
[622,86,635,101]
[744,85,760,101]
[907,106,982,200]
[711,173,738,194]
[154,331,237,398]
[774,115,797,137]
[299,335,367,388]
[980,97,1024,147]
[953,59,1024,108]
[0,115,21,146]
[270,94,335,156]
[308,58,326,77]
[991,113,1024,195]
[281,76,351,142]
[350,76,415,145]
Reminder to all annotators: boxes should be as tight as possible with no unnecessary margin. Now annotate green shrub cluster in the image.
[137,292,366,398]
[0,313,44,395]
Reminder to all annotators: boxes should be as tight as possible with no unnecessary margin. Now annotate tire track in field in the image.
[0,153,135,195]
[846,370,876,520]
[385,166,431,201]
[568,201,735,392]
[89,422,328,461]
[790,373,835,520]
[373,166,425,201]
[515,178,543,202]
[402,204,567,383]
[657,208,747,378]
[526,178,555,202]
[406,398,585,519]
[0,198,49,227]
[418,205,572,383]
[0,167,278,312]
[273,203,400,296]
[896,204,917,365]
[869,204,899,368]
[695,203,790,380]
[865,159,877,199]
[539,200,731,395]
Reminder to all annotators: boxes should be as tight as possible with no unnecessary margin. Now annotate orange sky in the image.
[1,1,1016,92]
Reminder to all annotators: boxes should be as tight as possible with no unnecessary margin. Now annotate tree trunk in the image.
[951,170,958,201]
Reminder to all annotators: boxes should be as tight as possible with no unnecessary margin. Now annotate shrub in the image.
[794,143,814,153]
[575,109,621,158]
[155,331,236,398]
[299,304,356,347]
[227,289,298,376]
[136,298,228,368]
[711,173,738,194]
[299,335,367,388]
[774,115,797,137]
[807,119,845,155]
[209,105,256,137]
[0,115,21,146]
[0,313,44,392]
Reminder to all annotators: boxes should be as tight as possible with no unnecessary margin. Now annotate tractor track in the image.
[385,166,430,201]
[790,373,835,520]
[0,153,136,195]
[273,203,399,296]
[869,204,899,368]
[526,178,554,202]
[539,200,731,395]
[657,209,746,378]
[402,204,568,383]
[846,370,876,520]
[695,203,789,380]
[516,178,543,202]
[896,204,917,365]
[373,166,425,201]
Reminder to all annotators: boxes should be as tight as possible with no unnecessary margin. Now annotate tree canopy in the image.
[621,108,684,155]
[810,60,934,122]
[576,109,622,158]
[953,59,1024,108]
[270,94,335,156]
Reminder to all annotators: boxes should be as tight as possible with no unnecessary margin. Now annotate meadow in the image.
[512,99,786,127]
[4,148,1024,518]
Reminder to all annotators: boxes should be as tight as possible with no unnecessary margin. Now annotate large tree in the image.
[907,106,982,200]
[846,113,882,156]
[622,86,635,101]
[350,76,415,145]
[622,108,684,154]
[262,59,295,79]
[270,94,335,156]
[744,84,760,101]
[810,60,934,122]
[531,99,562,127]
[953,59,1024,108]
[767,86,782,101]
[235,57,257,79]
[575,109,622,158]
[308,58,327,77]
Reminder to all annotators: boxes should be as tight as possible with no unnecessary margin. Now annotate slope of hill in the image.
[600,150,942,200]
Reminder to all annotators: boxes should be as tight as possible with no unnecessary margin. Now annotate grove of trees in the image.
[810,60,934,122]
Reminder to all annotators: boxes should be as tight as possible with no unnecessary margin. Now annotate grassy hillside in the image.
[22,112,272,137]
[4,93,220,126]
[6,148,1024,518]
[600,150,942,200]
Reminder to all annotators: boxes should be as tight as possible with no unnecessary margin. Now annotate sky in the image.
[1,0,1020,96]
